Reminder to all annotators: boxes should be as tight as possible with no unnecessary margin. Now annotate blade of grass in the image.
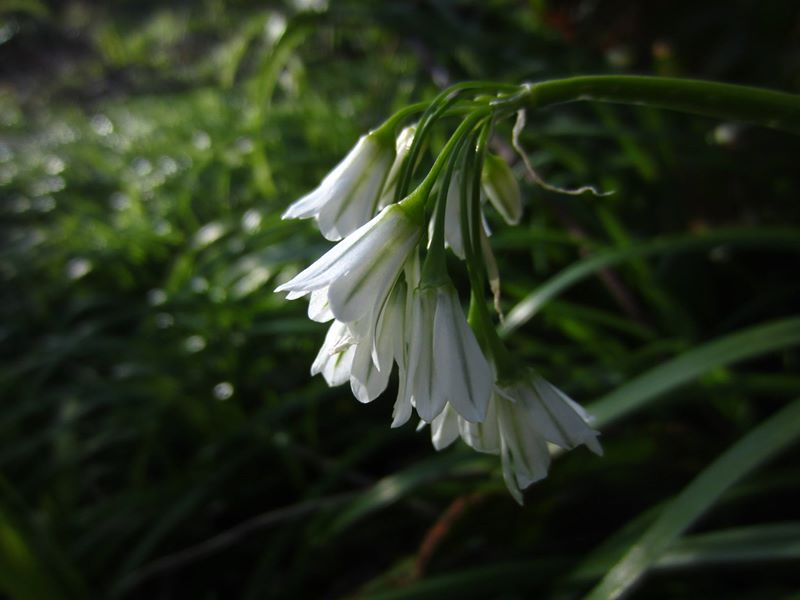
[361,522,800,600]
[658,522,800,568]
[589,316,800,428]
[584,397,800,600]
[500,228,800,336]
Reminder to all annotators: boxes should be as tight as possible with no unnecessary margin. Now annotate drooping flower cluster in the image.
[276,89,602,502]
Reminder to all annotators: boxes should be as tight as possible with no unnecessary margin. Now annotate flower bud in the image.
[482,153,522,225]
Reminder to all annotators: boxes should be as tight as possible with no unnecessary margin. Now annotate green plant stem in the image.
[504,75,800,133]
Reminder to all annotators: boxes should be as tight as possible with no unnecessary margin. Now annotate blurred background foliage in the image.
[1,0,799,598]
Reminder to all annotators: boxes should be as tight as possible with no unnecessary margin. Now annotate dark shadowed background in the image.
[1,1,799,598]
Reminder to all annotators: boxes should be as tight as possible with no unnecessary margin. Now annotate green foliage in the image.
[1,1,799,598]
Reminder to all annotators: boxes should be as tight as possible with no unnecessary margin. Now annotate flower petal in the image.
[317,150,392,241]
[432,287,492,422]
[391,361,413,428]
[497,397,551,493]
[431,403,460,450]
[283,134,396,241]
[311,321,355,388]
[326,207,419,324]
[283,136,369,218]
[308,288,334,322]
[525,376,602,455]
[406,288,442,422]
[350,333,392,403]
[458,393,500,453]
[372,278,406,371]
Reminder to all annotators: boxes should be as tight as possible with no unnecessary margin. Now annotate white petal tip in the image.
[584,435,603,456]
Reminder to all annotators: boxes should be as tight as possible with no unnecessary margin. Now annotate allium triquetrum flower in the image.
[430,372,602,503]
[275,202,421,325]
[398,283,493,424]
[282,125,416,241]
[307,282,405,403]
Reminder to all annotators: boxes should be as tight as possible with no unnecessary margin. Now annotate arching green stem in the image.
[400,110,488,224]
[496,75,800,134]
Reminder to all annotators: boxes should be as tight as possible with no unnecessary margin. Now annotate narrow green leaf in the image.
[589,316,800,428]
[500,229,800,336]
[0,510,67,600]
[571,520,800,584]
[659,522,800,568]
[584,398,800,600]
[362,522,800,600]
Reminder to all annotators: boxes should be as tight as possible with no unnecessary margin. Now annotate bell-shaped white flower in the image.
[497,373,603,456]
[403,283,492,424]
[482,153,522,225]
[282,129,395,241]
[429,372,601,503]
[275,203,420,325]
[494,394,552,503]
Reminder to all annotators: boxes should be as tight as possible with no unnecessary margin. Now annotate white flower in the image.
[401,283,492,424]
[431,372,602,503]
[498,374,602,457]
[275,203,420,325]
[282,130,393,241]
[283,124,416,242]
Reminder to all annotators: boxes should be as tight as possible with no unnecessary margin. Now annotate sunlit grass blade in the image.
[569,519,800,584]
[658,522,800,568]
[583,397,800,600]
[500,228,800,336]
[588,316,800,427]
